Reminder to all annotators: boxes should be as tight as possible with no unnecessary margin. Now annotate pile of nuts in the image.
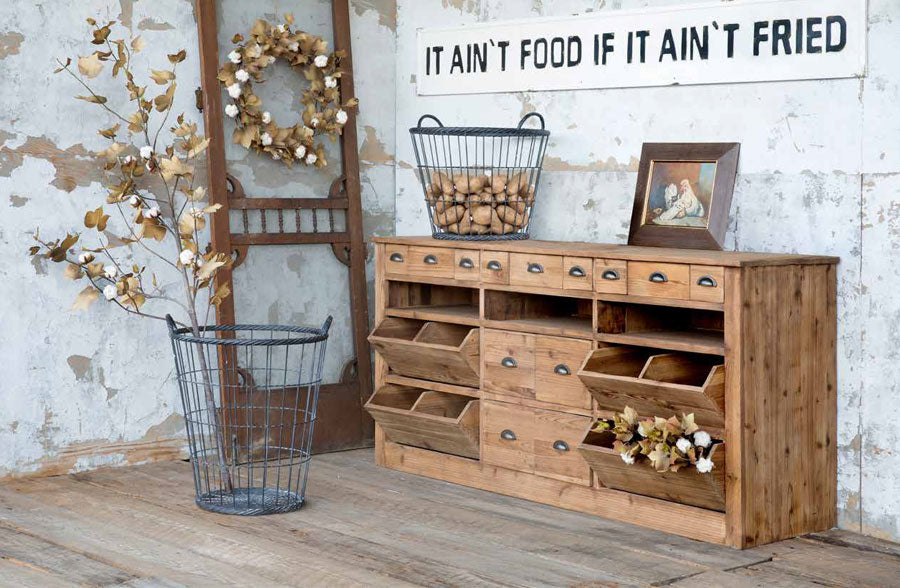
[424,171,535,235]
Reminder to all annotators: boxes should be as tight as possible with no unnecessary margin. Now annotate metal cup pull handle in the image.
[649,271,668,283]
[697,275,718,288]
[486,260,503,271]
[501,429,517,441]
[423,254,439,264]
[389,252,404,263]
[568,266,586,278]
[458,257,475,269]
[527,263,544,274]
[601,269,620,281]
[554,364,571,376]
[501,357,517,368]
[552,440,570,452]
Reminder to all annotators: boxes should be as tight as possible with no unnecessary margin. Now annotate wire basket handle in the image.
[517,112,546,130]
[321,315,334,335]
[416,114,444,129]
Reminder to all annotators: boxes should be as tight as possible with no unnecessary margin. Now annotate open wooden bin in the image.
[368,318,480,387]
[579,430,726,511]
[365,384,480,459]
[577,347,725,429]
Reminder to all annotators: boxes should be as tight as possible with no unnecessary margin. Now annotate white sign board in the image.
[416,0,867,95]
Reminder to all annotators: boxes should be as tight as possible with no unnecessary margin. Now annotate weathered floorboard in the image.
[0,449,896,587]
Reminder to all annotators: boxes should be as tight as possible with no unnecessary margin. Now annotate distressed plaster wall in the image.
[0,0,396,478]
[393,0,897,543]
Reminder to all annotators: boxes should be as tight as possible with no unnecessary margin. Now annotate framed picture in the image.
[627,143,740,250]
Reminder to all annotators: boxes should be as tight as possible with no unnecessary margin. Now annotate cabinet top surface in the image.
[371,237,839,268]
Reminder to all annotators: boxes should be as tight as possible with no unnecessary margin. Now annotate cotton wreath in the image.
[217,15,358,168]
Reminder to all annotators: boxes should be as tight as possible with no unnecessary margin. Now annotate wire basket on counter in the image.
[410,113,550,240]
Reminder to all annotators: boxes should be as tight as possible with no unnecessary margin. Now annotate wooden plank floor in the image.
[0,449,898,587]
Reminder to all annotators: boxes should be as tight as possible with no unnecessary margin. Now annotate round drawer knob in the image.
[501,429,517,441]
[552,440,570,452]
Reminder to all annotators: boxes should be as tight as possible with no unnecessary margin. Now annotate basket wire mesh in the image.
[167,316,332,515]
[410,113,550,240]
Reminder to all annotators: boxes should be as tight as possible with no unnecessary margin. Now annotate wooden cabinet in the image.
[369,237,838,549]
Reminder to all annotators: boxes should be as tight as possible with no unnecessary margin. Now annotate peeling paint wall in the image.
[0,0,396,479]
[393,0,898,543]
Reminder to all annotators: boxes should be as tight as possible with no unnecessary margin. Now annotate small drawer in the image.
[482,400,591,486]
[366,385,479,459]
[577,347,725,429]
[509,253,564,289]
[579,430,725,511]
[481,251,509,285]
[594,259,627,294]
[690,266,725,304]
[534,336,592,410]
[454,250,481,281]
[563,257,593,291]
[483,329,535,399]
[406,246,455,278]
[627,261,690,299]
[384,244,409,273]
[368,318,480,387]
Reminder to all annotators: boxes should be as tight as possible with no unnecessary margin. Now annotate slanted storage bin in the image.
[577,347,725,429]
[365,385,480,459]
[368,318,480,387]
[578,430,726,511]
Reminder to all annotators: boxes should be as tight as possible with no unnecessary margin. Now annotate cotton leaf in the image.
[70,286,99,311]
[85,262,106,278]
[150,69,175,84]
[197,259,226,281]
[64,264,84,280]
[76,94,108,104]
[98,124,120,140]
[187,137,210,159]
[97,142,125,161]
[139,222,167,242]
[127,111,145,133]
[178,211,206,235]
[49,234,79,263]
[153,82,176,112]
[186,186,206,201]
[158,156,193,182]
[78,54,104,78]
[131,36,146,53]
[210,282,231,307]
[84,206,110,232]
[168,49,187,64]
[202,203,223,214]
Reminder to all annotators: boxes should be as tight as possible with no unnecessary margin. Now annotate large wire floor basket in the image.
[410,113,550,240]
[167,316,332,515]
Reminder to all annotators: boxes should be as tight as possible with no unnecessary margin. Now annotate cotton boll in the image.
[696,457,714,473]
[295,145,306,158]
[78,252,94,264]
[693,431,712,448]
[103,284,117,300]
[227,83,242,99]
[314,54,328,68]
[335,109,348,125]
[140,146,153,159]
[620,453,635,465]
[103,265,117,279]
[261,133,273,146]
[179,249,195,266]
[305,153,318,165]
[324,76,337,89]
[143,206,161,219]
[228,50,241,64]
[675,437,692,453]
[235,69,249,82]
[225,104,239,118]
[262,112,271,124]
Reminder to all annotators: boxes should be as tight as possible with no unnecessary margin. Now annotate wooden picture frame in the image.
[628,143,740,250]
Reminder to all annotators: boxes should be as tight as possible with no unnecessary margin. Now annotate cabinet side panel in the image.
[739,264,838,547]
[374,244,388,466]
[724,268,745,547]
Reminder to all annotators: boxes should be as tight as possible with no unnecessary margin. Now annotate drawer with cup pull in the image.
[509,253,564,289]
[627,261,690,300]
[593,259,628,294]
[563,257,593,291]
[384,244,409,273]
[481,400,592,486]
[405,246,455,279]
[481,251,510,285]
[454,250,481,281]
[690,265,726,303]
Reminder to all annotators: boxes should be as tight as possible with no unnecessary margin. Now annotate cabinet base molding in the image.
[378,438,728,546]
